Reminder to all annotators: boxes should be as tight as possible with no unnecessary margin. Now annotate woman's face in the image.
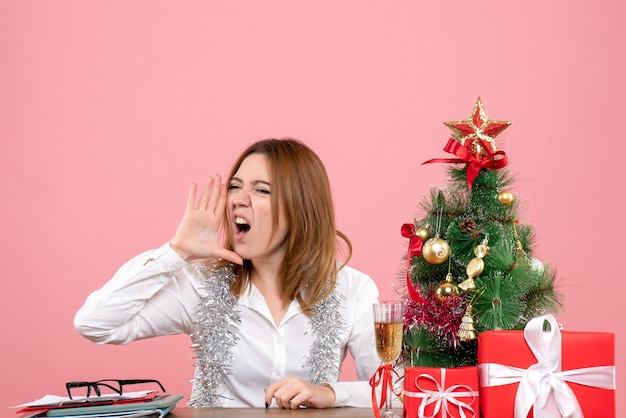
[227,153,289,264]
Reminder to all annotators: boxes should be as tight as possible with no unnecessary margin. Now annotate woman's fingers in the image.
[265,377,334,409]
[272,385,295,409]
[186,182,198,212]
[196,176,216,209]
[195,176,226,215]
[215,248,244,266]
[206,175,223,213]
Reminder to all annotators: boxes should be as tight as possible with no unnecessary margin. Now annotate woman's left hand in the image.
[265,376,336,409]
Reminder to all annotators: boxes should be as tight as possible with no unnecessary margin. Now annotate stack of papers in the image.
[12,392,183,418]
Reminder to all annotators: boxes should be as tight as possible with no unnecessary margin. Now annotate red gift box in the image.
[478,315,615,418]
[403,366,479,418]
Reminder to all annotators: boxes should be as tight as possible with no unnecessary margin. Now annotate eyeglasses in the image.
[65,379,166,399]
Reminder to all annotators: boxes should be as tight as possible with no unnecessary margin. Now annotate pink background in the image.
[1,1,623,414]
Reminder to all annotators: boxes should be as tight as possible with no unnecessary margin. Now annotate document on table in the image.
[13,391,156,409]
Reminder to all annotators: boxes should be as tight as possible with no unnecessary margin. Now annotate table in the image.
[169,407,403,417]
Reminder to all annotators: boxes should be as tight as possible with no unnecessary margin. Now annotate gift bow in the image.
[404,368,478,418]
[479,314,616,418]
[369,364,402,418]
[422,138,508,190]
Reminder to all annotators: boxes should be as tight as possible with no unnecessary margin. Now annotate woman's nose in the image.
[231,188,251,206]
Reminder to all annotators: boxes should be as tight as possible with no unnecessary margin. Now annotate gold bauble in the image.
[415,226,431,242]
[497,190,514,205]
[466,257,485,278]
[422,237,450,264]
[436,275,460,300]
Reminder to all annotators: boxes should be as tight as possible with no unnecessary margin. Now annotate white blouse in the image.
[74,242,381,407]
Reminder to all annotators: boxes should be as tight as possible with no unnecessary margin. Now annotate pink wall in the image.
[1,1,623,413]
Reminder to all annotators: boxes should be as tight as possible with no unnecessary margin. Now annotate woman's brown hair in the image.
[218,138,352,314]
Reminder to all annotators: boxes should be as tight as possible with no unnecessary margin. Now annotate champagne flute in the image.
[372,301,404,418]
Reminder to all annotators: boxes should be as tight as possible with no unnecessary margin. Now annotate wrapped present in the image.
[403,366,479,418]
[478,314,615,418]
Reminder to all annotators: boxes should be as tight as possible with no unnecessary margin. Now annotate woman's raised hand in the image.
[169,175,243,265]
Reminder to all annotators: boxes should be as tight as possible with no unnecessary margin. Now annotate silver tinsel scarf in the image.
[305,288,346,384]
[188,265,240,407]
[188,264,345,407]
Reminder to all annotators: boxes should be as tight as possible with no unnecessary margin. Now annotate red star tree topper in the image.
[422,97,513,190]
[444,97,512,157]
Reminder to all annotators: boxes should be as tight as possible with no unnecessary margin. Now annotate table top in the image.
[169,407,402,417]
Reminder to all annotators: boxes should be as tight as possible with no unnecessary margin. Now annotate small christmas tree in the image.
[400,97,563,368]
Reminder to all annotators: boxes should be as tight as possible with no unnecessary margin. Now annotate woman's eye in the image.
[227,184,241,191]
[256,188,271,195]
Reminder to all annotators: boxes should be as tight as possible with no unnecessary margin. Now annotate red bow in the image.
[369,364,402,418]
[422,138,508,190]
[401,223,426,303]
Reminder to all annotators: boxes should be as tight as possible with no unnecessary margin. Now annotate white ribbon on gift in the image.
[478,314,615,418]
[404,368,478,418]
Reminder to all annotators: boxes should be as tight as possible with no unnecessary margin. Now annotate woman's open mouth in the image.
[235,217,250,234]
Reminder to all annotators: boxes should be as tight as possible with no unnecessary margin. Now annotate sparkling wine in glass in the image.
[372,302,404,418]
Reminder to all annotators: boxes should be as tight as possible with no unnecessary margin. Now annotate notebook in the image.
[44,394,183,417]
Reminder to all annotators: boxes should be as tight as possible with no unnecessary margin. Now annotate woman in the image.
[74,138,380,408]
